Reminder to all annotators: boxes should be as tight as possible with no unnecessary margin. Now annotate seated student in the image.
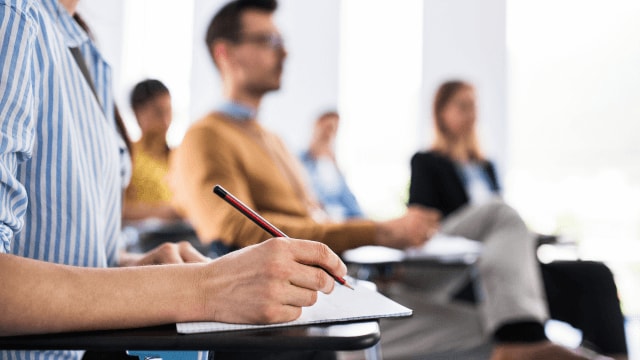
[0,2,347,360]
[300,111,364,221]
[124,79,181,222]
[406,80,627,359]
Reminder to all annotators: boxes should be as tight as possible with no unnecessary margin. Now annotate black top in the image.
[408,151,499,218]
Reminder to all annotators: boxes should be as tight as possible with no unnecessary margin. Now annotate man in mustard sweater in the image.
[170,1,439,256]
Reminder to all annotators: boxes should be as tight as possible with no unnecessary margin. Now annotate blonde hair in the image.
[430,80,484,161]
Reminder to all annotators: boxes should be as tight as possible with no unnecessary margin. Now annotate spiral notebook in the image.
[177,278,412,334]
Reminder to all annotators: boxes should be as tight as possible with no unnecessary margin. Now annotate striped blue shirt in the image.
[0,0,130,358]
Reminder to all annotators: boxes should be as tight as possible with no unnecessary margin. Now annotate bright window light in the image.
[506,0,640,315]
[339,0,424,219]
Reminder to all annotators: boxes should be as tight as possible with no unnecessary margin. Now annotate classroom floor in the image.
[338,315,640,360]
[547,316,639,359]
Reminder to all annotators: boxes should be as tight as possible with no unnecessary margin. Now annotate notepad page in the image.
[177,278,412,334]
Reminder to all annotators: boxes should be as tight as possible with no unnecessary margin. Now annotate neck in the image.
[224,82,263,110]
[139,134,168,157]
[308,139,334,159]
[448,141,470,163]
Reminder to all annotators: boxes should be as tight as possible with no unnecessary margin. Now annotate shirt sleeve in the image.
[0,3,37,253]
[339,181,364,219]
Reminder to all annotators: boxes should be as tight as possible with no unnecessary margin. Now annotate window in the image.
[338,0,424,219]
[506,0,640,316]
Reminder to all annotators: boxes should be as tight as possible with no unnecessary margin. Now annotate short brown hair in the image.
[205,0,278,49]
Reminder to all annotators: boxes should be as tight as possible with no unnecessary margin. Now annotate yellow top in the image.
[127,142,173,204]
[169,112,376,254]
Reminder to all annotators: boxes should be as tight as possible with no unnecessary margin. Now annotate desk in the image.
[342,241,479,300]
[0,321,380,353]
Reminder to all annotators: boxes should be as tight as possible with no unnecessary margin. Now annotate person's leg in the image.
[440,199,548,334]
[542,261,628,359]
[440,200,592,359]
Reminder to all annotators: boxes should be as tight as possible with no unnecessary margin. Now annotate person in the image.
[124,79,181,222]
[406,80,627,359]
[169,0,439,258]
[300,111,364,221]
[0,2,348,360]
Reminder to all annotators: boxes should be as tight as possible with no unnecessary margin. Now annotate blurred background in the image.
[78,0,639,355]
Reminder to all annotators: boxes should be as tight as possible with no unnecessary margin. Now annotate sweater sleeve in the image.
[169,117,377,255]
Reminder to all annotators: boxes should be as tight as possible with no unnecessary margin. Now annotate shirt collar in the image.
[42,0,90,48]
[217,101,258,121]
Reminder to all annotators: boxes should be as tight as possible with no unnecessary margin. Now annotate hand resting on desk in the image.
[374,205,441,249]
[119,240,210,266]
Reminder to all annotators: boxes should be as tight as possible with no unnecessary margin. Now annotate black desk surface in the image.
[0,321,380,352]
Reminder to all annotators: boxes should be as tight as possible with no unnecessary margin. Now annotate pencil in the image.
[213,184,354,290]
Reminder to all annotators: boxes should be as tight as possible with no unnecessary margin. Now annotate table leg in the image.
[363,343,383,360]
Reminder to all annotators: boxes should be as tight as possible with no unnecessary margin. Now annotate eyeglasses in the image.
[235,33,285,50]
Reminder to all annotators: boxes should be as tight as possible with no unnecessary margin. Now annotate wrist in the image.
[373,220,394,247]
[162,263,210,323]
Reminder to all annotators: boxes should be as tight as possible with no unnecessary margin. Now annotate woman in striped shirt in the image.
[0,1,346,359]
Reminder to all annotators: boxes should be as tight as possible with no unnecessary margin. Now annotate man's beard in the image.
[245,80,281,98]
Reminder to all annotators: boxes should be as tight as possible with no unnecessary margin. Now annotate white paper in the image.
[342,234,483,265]
[177,278,412,334]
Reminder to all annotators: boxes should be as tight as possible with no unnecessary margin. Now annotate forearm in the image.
[0,253,204,336]
[225,211,377,254]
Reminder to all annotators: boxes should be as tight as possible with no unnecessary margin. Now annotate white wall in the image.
[421,0,507,178]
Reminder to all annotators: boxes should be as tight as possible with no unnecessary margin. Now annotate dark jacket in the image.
[408,151,499,218]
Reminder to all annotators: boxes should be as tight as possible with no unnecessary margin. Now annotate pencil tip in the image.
[345,282,355,290]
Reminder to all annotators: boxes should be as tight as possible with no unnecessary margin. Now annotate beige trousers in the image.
[378,198,549,357]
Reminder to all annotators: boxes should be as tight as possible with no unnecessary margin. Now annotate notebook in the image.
[177,278,412,334]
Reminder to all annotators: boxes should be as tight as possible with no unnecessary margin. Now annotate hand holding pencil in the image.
[204,237,349,324]
[213,184,354,290]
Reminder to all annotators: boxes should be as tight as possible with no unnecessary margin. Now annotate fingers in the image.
[286,239,347,280]
[287,263,335,294]
[281,282,319,307]
[137,241,207,265]
[177,241,210,263]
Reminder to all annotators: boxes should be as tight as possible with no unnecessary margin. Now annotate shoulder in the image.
[411,150,453,168]
[178,113,224,152]
[183,112,229,141]
[1,0,38,42]
[1,0,36,18]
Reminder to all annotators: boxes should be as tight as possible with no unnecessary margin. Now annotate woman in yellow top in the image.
[124,79,180,221]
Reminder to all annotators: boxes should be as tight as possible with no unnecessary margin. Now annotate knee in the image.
[480,199,521,223]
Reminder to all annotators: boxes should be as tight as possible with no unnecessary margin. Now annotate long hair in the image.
[430,80,484,161]
[73,13,133,155]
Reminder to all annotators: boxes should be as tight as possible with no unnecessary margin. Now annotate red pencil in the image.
[213,184,354,290]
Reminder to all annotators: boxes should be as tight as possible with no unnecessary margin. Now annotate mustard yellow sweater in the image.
[169,112,376,254]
